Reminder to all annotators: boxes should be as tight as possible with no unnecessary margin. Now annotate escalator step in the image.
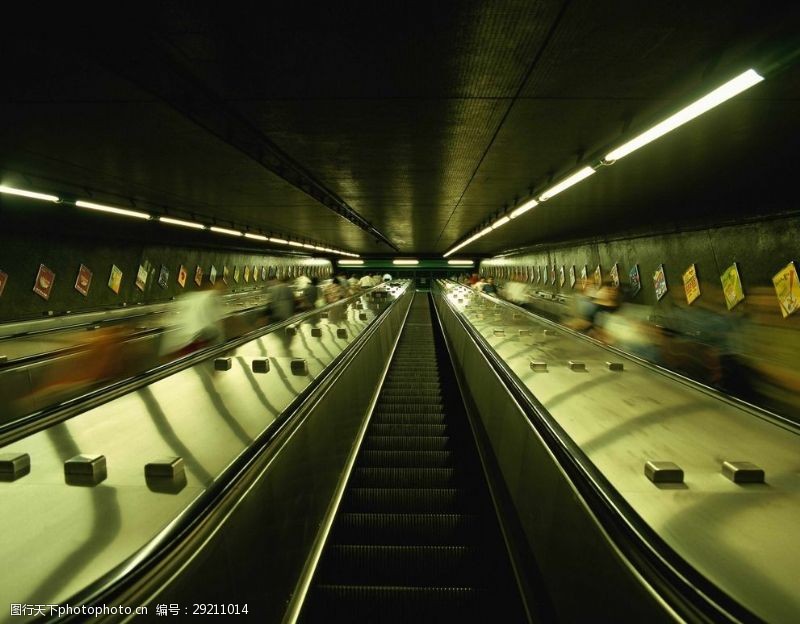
[333,513,480,545]
[359,450,453,468]
[370,413,446,425]
[372,403,444,414]
[368,424,448,437]
[316,545,480,585]
[351,467,458,488]
[363,436,450,452]
[344,488,468,513]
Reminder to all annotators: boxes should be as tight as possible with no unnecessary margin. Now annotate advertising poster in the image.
[244,265,250,283]
[108,265,123,294]
[233,266,241,283]
[629,264,641,297]
[75,264,92,297]
[0,270,7,298]
[223,266,230,285]
[610,263,620,288]
[194,266,203,287]
[135,265,148,292]
[549,265,556,286]
[177,265,188,288]
[268,266,276,280]
[569,265,576,289]
[261,266,267,281]
[209,265,217,285]
[535,266,540,283]
[580,265,588,291]
[252,266,258,282]
[594,265,602,288]
[682,264,701,305]
[559,265,565,288]
[33,264,56,300]
[653,264,668,301]
[772,261,800,318]
[720,263,745,310]
[158,265,169,289]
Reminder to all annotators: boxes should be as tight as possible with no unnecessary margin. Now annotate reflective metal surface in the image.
[439,281,800,623]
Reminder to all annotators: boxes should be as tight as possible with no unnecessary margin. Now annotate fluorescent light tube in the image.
[539,167,595,201]
[270,237,289,244]
[339,259,364,265]
[509,199,538,219]
[76,200,150,220]
[448,260,474,266]
[210,226,243,236]
[288,241,304,247]
[244,233,268,241]
[393,259,419,265]
[491,216,510,229]
[605,69,764,162]
[159,216,205,229]
[0,185,59,203]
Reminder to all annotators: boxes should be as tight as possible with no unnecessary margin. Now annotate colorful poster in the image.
[233,266,241,283]
[158,265,169,289]
[223,266,230,285]
[594,265,602,288]
[580,265,588,291]
[772,261,800,318]
[569,265,576,289]
[177,265,188,288]
[244,265,251,283]
[653,264,668,301]
[252,265,258,282]
[194,266,203,287]
[610,263,620,288]
[209,265,217,285]
[682,264,701,305]
[559,265,565,288]
[136,265,148,292]
[75,264,92,297]
[0,270,7,298]
[261,266,267,281]
[108,265,123,294]
[720,263,745,310]
[33,264,55,300]
[629,264,641,297]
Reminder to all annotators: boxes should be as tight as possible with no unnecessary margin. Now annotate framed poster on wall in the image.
[223,266,230,285]
[33,264,55,300]
[772,261,800,318]
[75,264,92,296]
[0,270,7,298]
[594,265,602,289]
[209,265,218,285]
[177,265,188,288]
[194,266,203,287]
[559,266,565,288]
[580,265,588,291]
[569,265,576,289]
[653,264,668,301]
[158,265,169,289]
[243,265,250,283]
[683,264,701,305]
[233,266,241,283]
[108,265,123,294]
[720,263,745,310]
[629,264,641,297]
[136,265,148,292]
[610,263,620,288]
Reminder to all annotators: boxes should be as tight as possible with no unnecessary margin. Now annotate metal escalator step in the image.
[316,545,479,585]
[343,487,467,513]
[373,403,443,414]
[333,513,479,545]
[368,424,448,437]
[370,413,446,425]
[364,436,450,452]
[351,467,458,488]
[359,451,453,468]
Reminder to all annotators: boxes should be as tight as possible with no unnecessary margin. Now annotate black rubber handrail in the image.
[52,283,413,623]
[0,284,387,447]
[434,281,758,624]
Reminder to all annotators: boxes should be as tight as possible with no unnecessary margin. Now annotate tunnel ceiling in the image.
[1,2,798,257]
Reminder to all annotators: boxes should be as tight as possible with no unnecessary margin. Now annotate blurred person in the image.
[348,274,360,292]
[303,276,323,310]
[358,273,373,289]
[482,276,498,296]
[502,275,529,304]
[268,276,295,322]
[159,281,226,359]
[382,272,392,282]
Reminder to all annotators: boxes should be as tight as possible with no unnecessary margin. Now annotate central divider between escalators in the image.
[300,293,527,622]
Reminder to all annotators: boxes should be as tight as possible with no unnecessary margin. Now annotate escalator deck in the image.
[302,294,526,622]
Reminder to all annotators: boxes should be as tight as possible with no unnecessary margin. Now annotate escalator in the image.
[301,294,530,622]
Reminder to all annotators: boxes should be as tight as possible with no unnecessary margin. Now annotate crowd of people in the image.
[455,272,800,419]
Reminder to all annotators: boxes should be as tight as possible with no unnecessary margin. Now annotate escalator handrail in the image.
[0,284,389,447]
[434,281,756,624]
[53,283,414,622]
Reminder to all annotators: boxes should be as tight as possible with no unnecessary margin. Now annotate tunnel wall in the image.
[480,213,800,320]
[0,197,332,322]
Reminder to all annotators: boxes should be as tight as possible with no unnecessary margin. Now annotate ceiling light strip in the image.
[158,216,206,230]
[76,200,151,220]
[0,185,60,203]
[210,226,243,236]
[605,69,764,163]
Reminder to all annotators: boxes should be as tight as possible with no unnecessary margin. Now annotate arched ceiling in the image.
[0,2,797,256]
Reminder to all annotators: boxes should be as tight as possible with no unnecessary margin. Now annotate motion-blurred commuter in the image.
[268,276,295,322]
[159,281,226,359]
